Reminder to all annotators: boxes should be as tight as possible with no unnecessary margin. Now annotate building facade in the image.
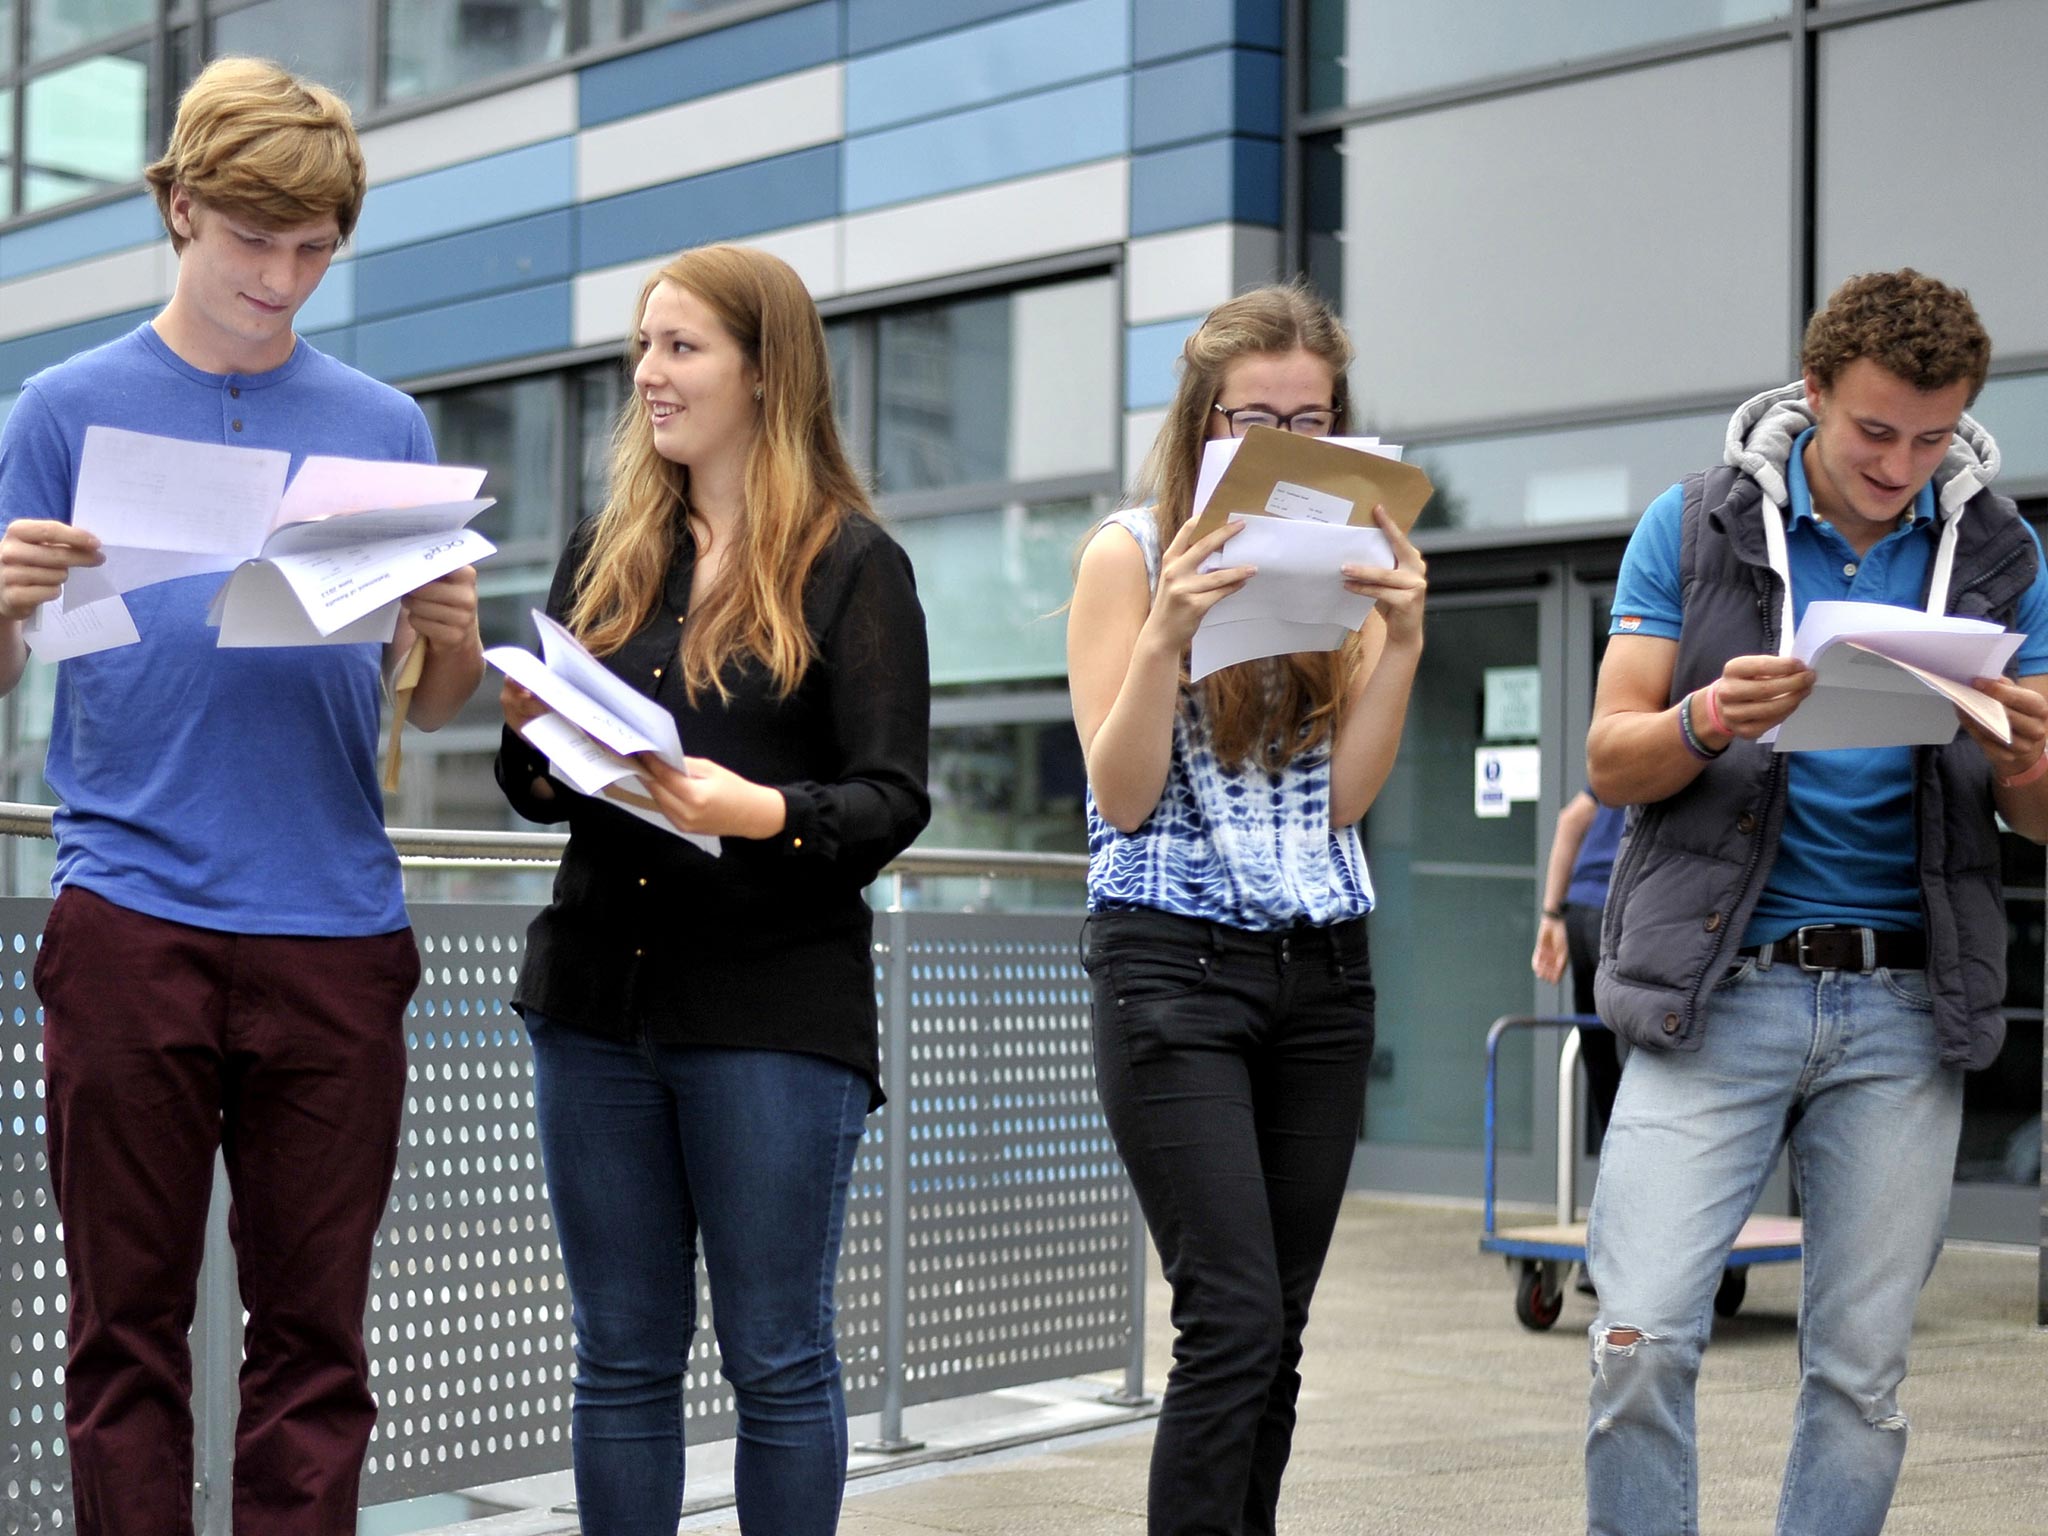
[2,0,2042,1237]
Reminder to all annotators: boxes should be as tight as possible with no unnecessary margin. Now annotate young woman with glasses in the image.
[1065,284,1427,1535]
[496,243,930,1536]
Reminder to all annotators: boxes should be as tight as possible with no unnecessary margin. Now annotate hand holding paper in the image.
[1767,601,2024,752]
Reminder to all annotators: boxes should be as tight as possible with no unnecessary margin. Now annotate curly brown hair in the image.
[1801,269,1990,403]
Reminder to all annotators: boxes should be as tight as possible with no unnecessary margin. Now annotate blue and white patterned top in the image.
[1083,509,1375,930]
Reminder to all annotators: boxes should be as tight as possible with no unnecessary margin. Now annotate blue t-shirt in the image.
[1610,429,2048,945]
[0,324,434,935]
[1565,798,1625,909]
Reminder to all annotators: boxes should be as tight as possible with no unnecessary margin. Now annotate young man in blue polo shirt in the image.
[1583,269,2048,1536]
[0,59,482,1534]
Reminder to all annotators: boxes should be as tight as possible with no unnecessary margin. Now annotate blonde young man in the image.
[0,59,482,1534]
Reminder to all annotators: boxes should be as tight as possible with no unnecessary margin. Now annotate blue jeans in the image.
[1584,952,1963,1536]
[526,1016,869,1536]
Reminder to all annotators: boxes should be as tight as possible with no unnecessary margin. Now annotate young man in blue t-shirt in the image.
[0,59,483,1533]
[1583,270,2048,1535]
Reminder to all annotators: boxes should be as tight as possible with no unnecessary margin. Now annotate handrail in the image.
[0,800,1088,881]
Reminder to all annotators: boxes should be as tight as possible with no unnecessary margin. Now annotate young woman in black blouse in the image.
[496,243,930,1536]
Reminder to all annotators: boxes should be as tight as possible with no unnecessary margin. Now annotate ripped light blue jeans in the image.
[1584,950,1963,1536]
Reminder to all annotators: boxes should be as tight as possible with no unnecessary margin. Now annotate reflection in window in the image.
[583,0,743,49]
[927,719,1086,857]
[213,0,370,111]
[416,376,561,555]
[575,359,627,522]
[27,0,148,62]
[875,278,1117,493]
[889,496,1105,686]
[1305,0,1789,110]
[0,88,12,216]
[1,0,15,74]
[1407,409,1727,532]
[22,47,148,213]
[382,0,567,106]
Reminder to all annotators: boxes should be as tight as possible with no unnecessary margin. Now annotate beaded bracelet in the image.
[1677,691,1727,761]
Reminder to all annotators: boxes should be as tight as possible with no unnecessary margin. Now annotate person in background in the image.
[0,58,482,1534]
[1531,786,1628,1146]
[1066,283,1427,1536]
[497,242,930,1536]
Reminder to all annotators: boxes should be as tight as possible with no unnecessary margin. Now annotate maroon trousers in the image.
[36,886,420,1536]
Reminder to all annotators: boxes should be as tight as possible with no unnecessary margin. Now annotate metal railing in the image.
[0,805,1146,1535]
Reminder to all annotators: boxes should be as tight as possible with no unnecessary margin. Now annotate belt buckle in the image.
[1792,925,1830,972]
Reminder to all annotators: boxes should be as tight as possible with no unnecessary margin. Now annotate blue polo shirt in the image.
[1611,429,2048,945]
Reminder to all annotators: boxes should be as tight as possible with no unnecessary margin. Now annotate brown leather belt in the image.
[1741,925,1926,973]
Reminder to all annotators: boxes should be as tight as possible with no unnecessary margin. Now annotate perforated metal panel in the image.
[893,913,1129,1405]
[1,905,66,1535]
[0,897,1126,1521]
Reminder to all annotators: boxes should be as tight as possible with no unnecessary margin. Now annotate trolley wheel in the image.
[1514,1261,1564,1331]
[1714,1266,1748,1319]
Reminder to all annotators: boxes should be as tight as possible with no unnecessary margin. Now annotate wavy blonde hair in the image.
[569,244,873,701]
[1133,282,1358,772]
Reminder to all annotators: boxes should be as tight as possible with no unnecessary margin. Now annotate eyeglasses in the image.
[1211,404,1337,438]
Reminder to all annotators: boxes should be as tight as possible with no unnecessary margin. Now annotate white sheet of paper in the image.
[276,456,487,526]
[1769,600,2023,751]
[259,521,496,636]
[1191,435,1400,520]
[21,594,141,659]
[1264,480,1353,524]
[207,563,399,646]
[1187,518,1396,679]
[518,712,719,856]
[73,425,288,556]
[532,611,685,768]
[61,547,240,606]
[1190,618,1352,682]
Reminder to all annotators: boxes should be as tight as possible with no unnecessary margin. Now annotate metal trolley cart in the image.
[1480,1013,1803,1330]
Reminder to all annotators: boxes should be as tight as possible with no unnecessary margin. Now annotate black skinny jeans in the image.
[1083,908,1373,1536]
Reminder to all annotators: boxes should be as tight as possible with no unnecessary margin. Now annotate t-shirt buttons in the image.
[1842,562,1857,577]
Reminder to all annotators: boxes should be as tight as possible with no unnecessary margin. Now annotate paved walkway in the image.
[426,1195,2048,1535]
[684,1195,2048,1536]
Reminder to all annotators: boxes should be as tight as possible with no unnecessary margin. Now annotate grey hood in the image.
[1722,379,2001,517]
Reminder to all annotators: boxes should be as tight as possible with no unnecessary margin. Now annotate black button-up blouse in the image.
[495,511,932,1103]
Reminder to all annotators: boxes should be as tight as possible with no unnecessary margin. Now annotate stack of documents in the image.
[486,611,719,856]
[1185,427,1434,681]
[26,426,494,658]
[1768,600,2024,751]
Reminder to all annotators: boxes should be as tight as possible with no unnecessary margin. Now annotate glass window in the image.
[0,88,13,217]
[926,718,1086,855]
[1340,45,1794,439]
[574,358,627,523]
[583,0,741,49]
[1407,408,1729,533]
[889,494,1106,687]
[1305,0,1789,111]
[22,44,148,213]
[212,0,370,112]
[382,0,568,106]
[27,0,148,62]
[415,375,562,557]
[1,0,15,74]
[1974,372,2048,492]
[1815,0,2048,359]
[874,277,1117,493]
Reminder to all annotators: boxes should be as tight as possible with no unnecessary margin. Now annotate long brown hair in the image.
[568,244,873,701]
[1133,282,1358,772]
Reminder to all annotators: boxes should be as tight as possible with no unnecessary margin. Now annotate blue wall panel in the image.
[846,0,1058,54]
[353,139,575,255]
[1129,135,1282,236]
[0,196,163,280]
[579,1,842,127]
[303,325,357,369]
[1133,0,1280,64]
[578,145,841,272]
[1124,314,1200,410]
[354,211,575,323]
[0,307,155,395]
[294,261,356,334]
[845,0,1128,132]
[843,75,1127,211]
[1132,47,1282,151]
[354,282,572,383]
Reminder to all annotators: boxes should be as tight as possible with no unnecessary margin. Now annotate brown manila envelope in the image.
[1187,426,1434,541]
